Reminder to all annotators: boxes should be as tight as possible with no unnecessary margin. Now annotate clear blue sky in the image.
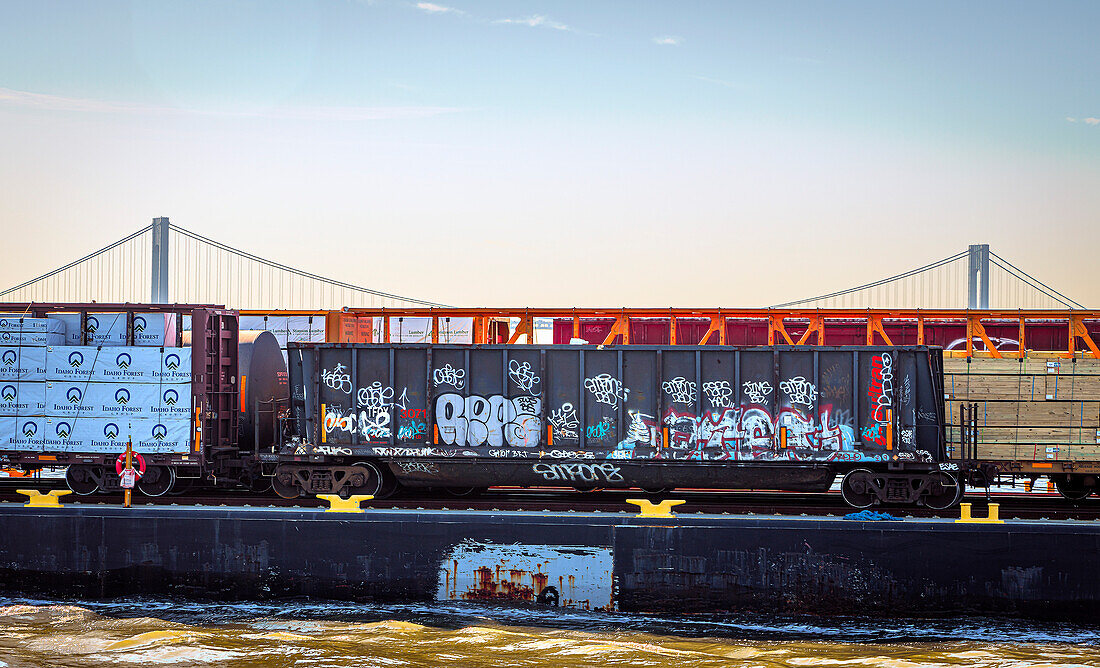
[1,0,1097,306]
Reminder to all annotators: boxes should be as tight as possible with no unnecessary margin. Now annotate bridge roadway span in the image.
[0,503,1096,620]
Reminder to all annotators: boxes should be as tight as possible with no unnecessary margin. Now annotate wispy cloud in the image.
[494,14,574,32]
[691,75,741,90]
[1086,118,1100,125]
[652,36,682,46]
[415,2,464,15]
[0,87,463,121]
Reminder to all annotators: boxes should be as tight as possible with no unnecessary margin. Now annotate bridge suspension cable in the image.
[0,226,151,303]
[771,247,1086,310]
[988,252,1083,309]
[770,251,969,309]
[168,223,450,309]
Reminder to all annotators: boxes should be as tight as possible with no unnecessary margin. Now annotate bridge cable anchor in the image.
[625,498,685,518]
[316,494,374,513]
[955,502,1004,524]
[16,489,71,508]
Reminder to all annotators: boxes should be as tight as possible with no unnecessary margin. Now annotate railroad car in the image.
[946,355,1100,500]
[0,304,287,496]
[281,343,960,508]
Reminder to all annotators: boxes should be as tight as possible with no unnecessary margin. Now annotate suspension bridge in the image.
[0,217,1087,311]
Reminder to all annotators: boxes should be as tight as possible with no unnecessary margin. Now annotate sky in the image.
[0,0,1097,308]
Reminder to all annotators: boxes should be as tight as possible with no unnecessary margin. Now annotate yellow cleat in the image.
[625,498,686,518]
[316,494,374,513]
[16,489,72,508]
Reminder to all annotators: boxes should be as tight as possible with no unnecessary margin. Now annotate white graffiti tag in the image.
[508,359,541,394]
[702,380,734,408]
[314,445,352,456]
[532,462,624,484]
[435,393,542,448]
[780,376,818,406]
[433,364,465,389]
[322,363,352,394]
[548,402,580,439]
[584,374,628,407]
[742,380,773,405]
[661,376,697,404]
[357,381,395,438]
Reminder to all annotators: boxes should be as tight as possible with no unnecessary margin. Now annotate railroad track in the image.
[2,481,1098,519]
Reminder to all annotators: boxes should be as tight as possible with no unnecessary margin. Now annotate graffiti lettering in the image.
[742,380,773,405]
[356,381,395,438]
[656,404,855,461]
[584,374,628,407]
[702,380,733,408]
[661,376,697,404]
[508,360,541,394]
[532,462,623,484]
[313,445,352,456]
[487,449,532,458]
[397,461,439,475]
[372,447,466,457]
[545,449,595,459]
[779,376,817,406]
[548,402,579,439]
[435,393,542,448]
[322,363,352,394]
[866,353,893,446]
[397,420,428,440]
[585,417,613,441]
[433,364,465,389]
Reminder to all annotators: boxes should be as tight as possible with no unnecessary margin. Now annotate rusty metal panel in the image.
[438,541,614,611]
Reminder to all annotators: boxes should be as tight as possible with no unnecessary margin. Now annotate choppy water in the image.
[1,598,1098,667]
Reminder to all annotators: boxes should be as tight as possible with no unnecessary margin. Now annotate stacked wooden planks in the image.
[944,357,1100,462]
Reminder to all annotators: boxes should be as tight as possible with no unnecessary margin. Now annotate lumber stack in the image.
[943,357,1100,461]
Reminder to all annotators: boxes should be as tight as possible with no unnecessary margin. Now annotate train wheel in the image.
[347,461,388,499]
[272,467,301,499]
[1055,477,1092,501]
[840,468,878,509]
[923,472,964,510]
[137,466,176,497]
[65,465,100,495]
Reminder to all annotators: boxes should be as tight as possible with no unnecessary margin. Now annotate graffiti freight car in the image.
[283,344,956,508]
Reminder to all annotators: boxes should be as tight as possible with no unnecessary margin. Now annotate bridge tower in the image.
[150,216,170,303]
[967,243,990,309]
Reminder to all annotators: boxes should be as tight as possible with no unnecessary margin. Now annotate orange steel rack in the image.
[237,308,1100,359]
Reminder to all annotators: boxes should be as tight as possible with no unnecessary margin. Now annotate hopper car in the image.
[280,343,961,509]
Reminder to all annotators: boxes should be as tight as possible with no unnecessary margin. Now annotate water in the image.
[1,598,1098,667]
